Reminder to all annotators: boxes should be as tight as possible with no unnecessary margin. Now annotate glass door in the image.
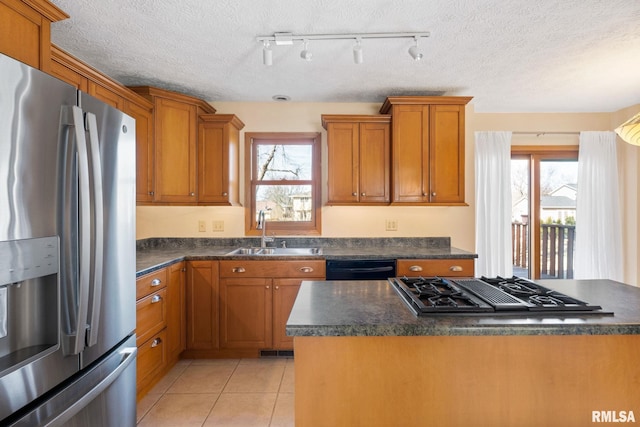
[511,147,578,279]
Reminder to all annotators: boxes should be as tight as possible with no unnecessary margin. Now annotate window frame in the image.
[244,132,322,236]
[511,145,578,279]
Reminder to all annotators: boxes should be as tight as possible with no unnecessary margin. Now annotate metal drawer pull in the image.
[299,267,314,273]
[232,267,246,273]
[151,295,162,303]
[449,265,463,272]
[409,266,423,272]
[151,337,162,348]
[151,278,162,286]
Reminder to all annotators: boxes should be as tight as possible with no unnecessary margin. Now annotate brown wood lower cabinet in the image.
[220,277,272,349]
[396,258,474,277]
[184,260,220,355]
[166,262,186,364]
[135,263,186,400]
[136,330,166,398]
[272,278,306,349]
[218,260,326,356]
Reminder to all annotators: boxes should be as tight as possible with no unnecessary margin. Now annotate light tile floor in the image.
[136,358,294,427]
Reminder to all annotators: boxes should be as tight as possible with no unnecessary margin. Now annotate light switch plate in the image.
[198,220,206,232]
[212,220,224,232]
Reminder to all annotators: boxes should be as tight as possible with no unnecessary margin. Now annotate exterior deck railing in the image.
[512,222,576,279]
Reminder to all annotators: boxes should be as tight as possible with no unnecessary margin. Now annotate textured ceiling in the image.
[49,0,640,112]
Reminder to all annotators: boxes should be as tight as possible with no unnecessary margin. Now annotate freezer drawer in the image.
[8,335,137,427]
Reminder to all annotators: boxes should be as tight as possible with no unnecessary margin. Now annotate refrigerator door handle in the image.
[64,105,92,356]
[84,112,104,348]
[42,346,137,427]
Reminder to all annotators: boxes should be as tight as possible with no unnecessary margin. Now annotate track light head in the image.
[352,38,363,64]
[408,37,423,61]
[300,40,312,61]
[262,41,273,66]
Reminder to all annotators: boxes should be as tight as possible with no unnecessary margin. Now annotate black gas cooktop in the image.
[390,276,611,316]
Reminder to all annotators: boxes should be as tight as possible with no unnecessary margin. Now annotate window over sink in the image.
[245,132,321,236]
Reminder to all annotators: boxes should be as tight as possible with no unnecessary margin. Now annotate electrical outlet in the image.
[385,219,398,231]
[198,220,206,232]
[212,220,224,232]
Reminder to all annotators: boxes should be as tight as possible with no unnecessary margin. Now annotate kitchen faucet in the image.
[257,209,274,248]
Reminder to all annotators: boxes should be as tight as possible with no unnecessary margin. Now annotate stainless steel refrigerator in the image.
[0,53,137,426]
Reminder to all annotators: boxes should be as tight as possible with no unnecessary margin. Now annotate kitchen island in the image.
[287,279,640,427]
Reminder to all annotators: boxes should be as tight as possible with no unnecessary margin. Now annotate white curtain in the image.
[474,131,513,277]
[574,131,623,281]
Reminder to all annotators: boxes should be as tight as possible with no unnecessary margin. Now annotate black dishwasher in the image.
[325,259,396,280]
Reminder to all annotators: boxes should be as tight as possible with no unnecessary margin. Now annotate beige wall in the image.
[136,101,640,284]
[612,105,640,285]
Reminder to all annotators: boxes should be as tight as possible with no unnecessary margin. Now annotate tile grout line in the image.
[137,359,194,424]
[201,358,241,426]
[268,359,289,426]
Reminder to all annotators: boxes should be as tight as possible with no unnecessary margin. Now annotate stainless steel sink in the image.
[225,247,322,256]
[259,247,322,255]
[225,247,264,255]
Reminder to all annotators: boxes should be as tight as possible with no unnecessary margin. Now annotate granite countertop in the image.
[286,279,640,336]
[135,237,476,276]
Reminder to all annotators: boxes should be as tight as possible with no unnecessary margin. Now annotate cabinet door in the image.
[49,58,88,91]
[88,80,124,110]
[166,262,186,362]
[272,278,303,350]
[0,0,64,70]
[392,105,429,203]
[154,97,197,203]
[124,100,155,203]
[198,122,229,204]
[429,104,465,203]
[220,278,272,349]
[359,122,390,203]
[186,261,219,350]
[327,122,359,204]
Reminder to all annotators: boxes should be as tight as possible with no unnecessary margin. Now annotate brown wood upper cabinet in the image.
[322,115,391,205]
[129,86,216,204]
[0,0,67,71]
[48,47,157,203]
[198,114,244,205]
[380,96,472,205]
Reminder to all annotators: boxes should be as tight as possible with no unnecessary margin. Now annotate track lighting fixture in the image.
[256,31,429,65]
[262,40,273,66]
[300,39,312,61]
[352,38,363,64]
[408,36,423,61]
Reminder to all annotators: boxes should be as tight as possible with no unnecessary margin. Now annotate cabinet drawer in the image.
[136,288,167,346]
[396,259,474,277]
[137,330,166,386]
[136,268,167,299]
[219,260,325,278]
